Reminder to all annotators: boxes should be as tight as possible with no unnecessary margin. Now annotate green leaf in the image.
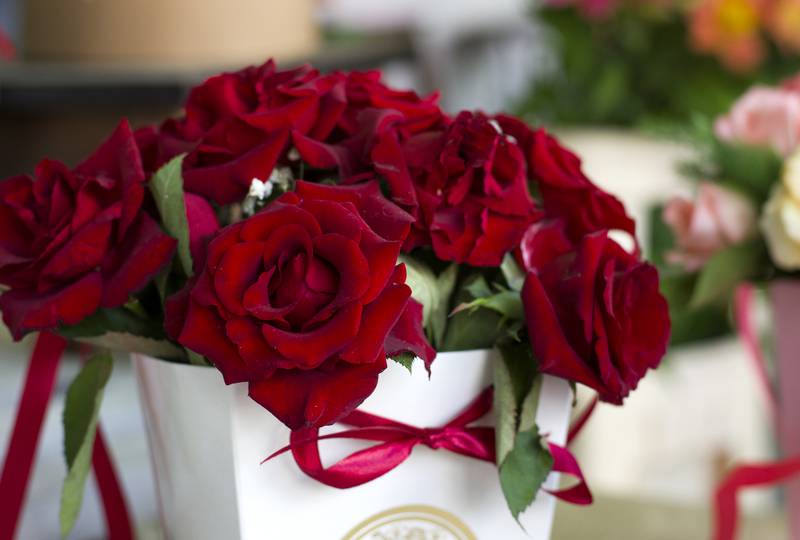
[441,307,503,351]
[647,203,674,269]
[455,290,524,321]
[493,341,539,465]
[465,275,493,300]
[149,155,193,276]
[431,264,458,347]
[187,350,211,367]
[713,141,782,204]
[59,307,162,339]
[499,429,554,520]
[390,352,416,373]
[690,241,763,308]
[60,350,113,538]
[494,350,519,466]
[518,374,543,433]
[75,332,185,360]
[500,254,526,292]
[400,256,457,348]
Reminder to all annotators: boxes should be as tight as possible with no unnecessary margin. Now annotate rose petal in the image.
[261,302,363,369]
[248,356,387,429]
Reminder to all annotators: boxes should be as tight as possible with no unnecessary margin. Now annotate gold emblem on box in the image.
[342,504,477,540]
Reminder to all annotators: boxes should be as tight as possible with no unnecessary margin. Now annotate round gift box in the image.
[133,349,573,540]
[23,0,319,67]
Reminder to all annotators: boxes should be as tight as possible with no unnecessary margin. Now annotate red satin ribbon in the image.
[266,386,592,505]
[567,395,598,446]
[714,457,800,540]
[733,285,778,422]
[92,426,134,540]
[0,333,133,540]
[0,332,66,540]
[717,283,800,540]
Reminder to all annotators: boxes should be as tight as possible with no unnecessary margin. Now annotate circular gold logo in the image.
[342,504,477,540]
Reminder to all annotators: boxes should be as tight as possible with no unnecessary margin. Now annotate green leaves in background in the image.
[690,241,764,308]
[149,154,193,277]
[648,202,762,346]
[400,256,457,348]
[494,340,553,520]
[60,350,113,538]
[659,271,732,345]
[521,6,800,127]
[711,142,782,205]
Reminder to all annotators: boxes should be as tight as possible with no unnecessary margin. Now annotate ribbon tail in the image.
[567,395,598,445]
[714,457,800,540]
[92,425,134,540]
[0,332,67,540]
[733,284,778,422]
[545,443,593,505]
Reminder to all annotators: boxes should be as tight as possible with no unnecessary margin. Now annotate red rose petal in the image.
[178,300,249,384]
[101,213,177,308]
[213,241,265,316]
[248,356,386,429]
[261,302,363,369]
[0,271,103,340]
[340,282,410,364]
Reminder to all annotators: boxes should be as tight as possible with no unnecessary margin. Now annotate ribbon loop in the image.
[265,385,592,510]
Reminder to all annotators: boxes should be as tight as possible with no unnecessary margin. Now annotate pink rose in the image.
[714,86,800,157]
[663,183,756,271]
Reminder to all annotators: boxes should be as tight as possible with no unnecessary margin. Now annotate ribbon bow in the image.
[265,386,592,505]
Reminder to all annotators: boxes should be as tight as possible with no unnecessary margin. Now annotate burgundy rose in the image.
[520,220,669,404]
[496,115,636,243]
[292,71,448,207]
[0,120,177,339]
[165,180,435,429]
[145,59,447,208]
[383,111,539,266]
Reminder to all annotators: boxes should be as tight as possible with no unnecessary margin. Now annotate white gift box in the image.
[133,349,572,540]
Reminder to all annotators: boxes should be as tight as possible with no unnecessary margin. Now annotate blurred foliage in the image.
[520,8,800,126]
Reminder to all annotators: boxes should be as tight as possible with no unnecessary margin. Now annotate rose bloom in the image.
[715,85,800,156]
[386,111,539,266]
[141,60,446,207]
[520,221,670,404]
[0,121,177,339]
[165,181,434,430]
[496,115,636,243]
[663,182,756,271]
[762,149,800,269]
[688,0,765,72]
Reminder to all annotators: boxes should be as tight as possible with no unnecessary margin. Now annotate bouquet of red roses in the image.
[0,59,670,538]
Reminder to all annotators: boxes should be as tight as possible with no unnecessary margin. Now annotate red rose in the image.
[292,71,448,207]
[520,221,669,404]
[388,111,539,266]
[496,115,636,243]
[0,121,177,339]
[165,181,435,429]
[145,60,447,208]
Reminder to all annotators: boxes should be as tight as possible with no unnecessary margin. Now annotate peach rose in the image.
[663,182,756,271]
[715,86,800,157]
